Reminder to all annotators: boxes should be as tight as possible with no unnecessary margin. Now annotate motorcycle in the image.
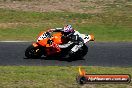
[25,30,95,59]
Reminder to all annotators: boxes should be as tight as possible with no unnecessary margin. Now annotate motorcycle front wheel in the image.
[25,45,42,58]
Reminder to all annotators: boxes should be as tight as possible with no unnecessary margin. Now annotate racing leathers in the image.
[49,28,84,54]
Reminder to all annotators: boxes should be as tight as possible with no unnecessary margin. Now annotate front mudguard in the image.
[25,44,43,58]
[32,42,39,47]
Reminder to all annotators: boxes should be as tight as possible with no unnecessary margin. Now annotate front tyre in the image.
[25,45,42,58]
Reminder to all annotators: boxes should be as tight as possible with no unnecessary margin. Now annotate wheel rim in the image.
[28,48,40,56]
[28,48,35,56]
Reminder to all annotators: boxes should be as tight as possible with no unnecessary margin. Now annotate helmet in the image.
[63,25,73,32]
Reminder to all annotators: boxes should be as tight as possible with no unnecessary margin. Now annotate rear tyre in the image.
[25,45,42,58]
[69,44,88,59]
[79,44,88,58]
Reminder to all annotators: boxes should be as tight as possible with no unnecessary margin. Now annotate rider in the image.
[48,25,84,54]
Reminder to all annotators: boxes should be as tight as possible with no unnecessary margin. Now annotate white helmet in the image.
[63,25,73,32]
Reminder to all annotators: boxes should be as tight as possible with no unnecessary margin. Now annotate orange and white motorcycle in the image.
[25,30,94,59]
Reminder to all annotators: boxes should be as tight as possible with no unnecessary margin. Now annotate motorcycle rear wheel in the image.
[69,44,88,59]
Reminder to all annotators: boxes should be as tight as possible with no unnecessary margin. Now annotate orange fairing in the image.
[89,34,95,41]
[38,31,45,38]
[45,43,61,55]
[38,38,49,46]
[79,66,86,76]
[52,32,62,44]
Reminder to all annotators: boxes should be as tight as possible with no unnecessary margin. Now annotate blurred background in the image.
[0,0,132,41]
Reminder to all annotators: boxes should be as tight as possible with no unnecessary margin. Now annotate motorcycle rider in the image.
[48,24,84,55]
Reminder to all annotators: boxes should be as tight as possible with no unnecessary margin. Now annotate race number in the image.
[84,35,89,39]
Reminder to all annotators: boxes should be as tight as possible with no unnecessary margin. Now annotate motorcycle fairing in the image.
[81,34,95,43]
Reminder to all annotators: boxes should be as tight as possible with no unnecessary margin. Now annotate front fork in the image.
[32,42,42,54]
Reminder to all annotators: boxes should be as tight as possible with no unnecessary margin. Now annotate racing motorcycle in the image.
[25,30,94,59]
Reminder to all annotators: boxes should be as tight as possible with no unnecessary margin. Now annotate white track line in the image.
[0,41,32,42]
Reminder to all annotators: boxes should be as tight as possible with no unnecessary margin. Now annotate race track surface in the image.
[0,42,132,66]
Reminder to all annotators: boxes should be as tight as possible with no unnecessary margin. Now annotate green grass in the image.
[0,1,132,88]
[1,25,132,41]
[0,2,132,42]
[0,66,132,88]
[0,9,91,23]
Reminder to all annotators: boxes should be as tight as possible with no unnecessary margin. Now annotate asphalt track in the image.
[0,42,132,66]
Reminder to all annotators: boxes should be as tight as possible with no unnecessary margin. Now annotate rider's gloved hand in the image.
[61,35,67,39]
[47,29,55,32]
